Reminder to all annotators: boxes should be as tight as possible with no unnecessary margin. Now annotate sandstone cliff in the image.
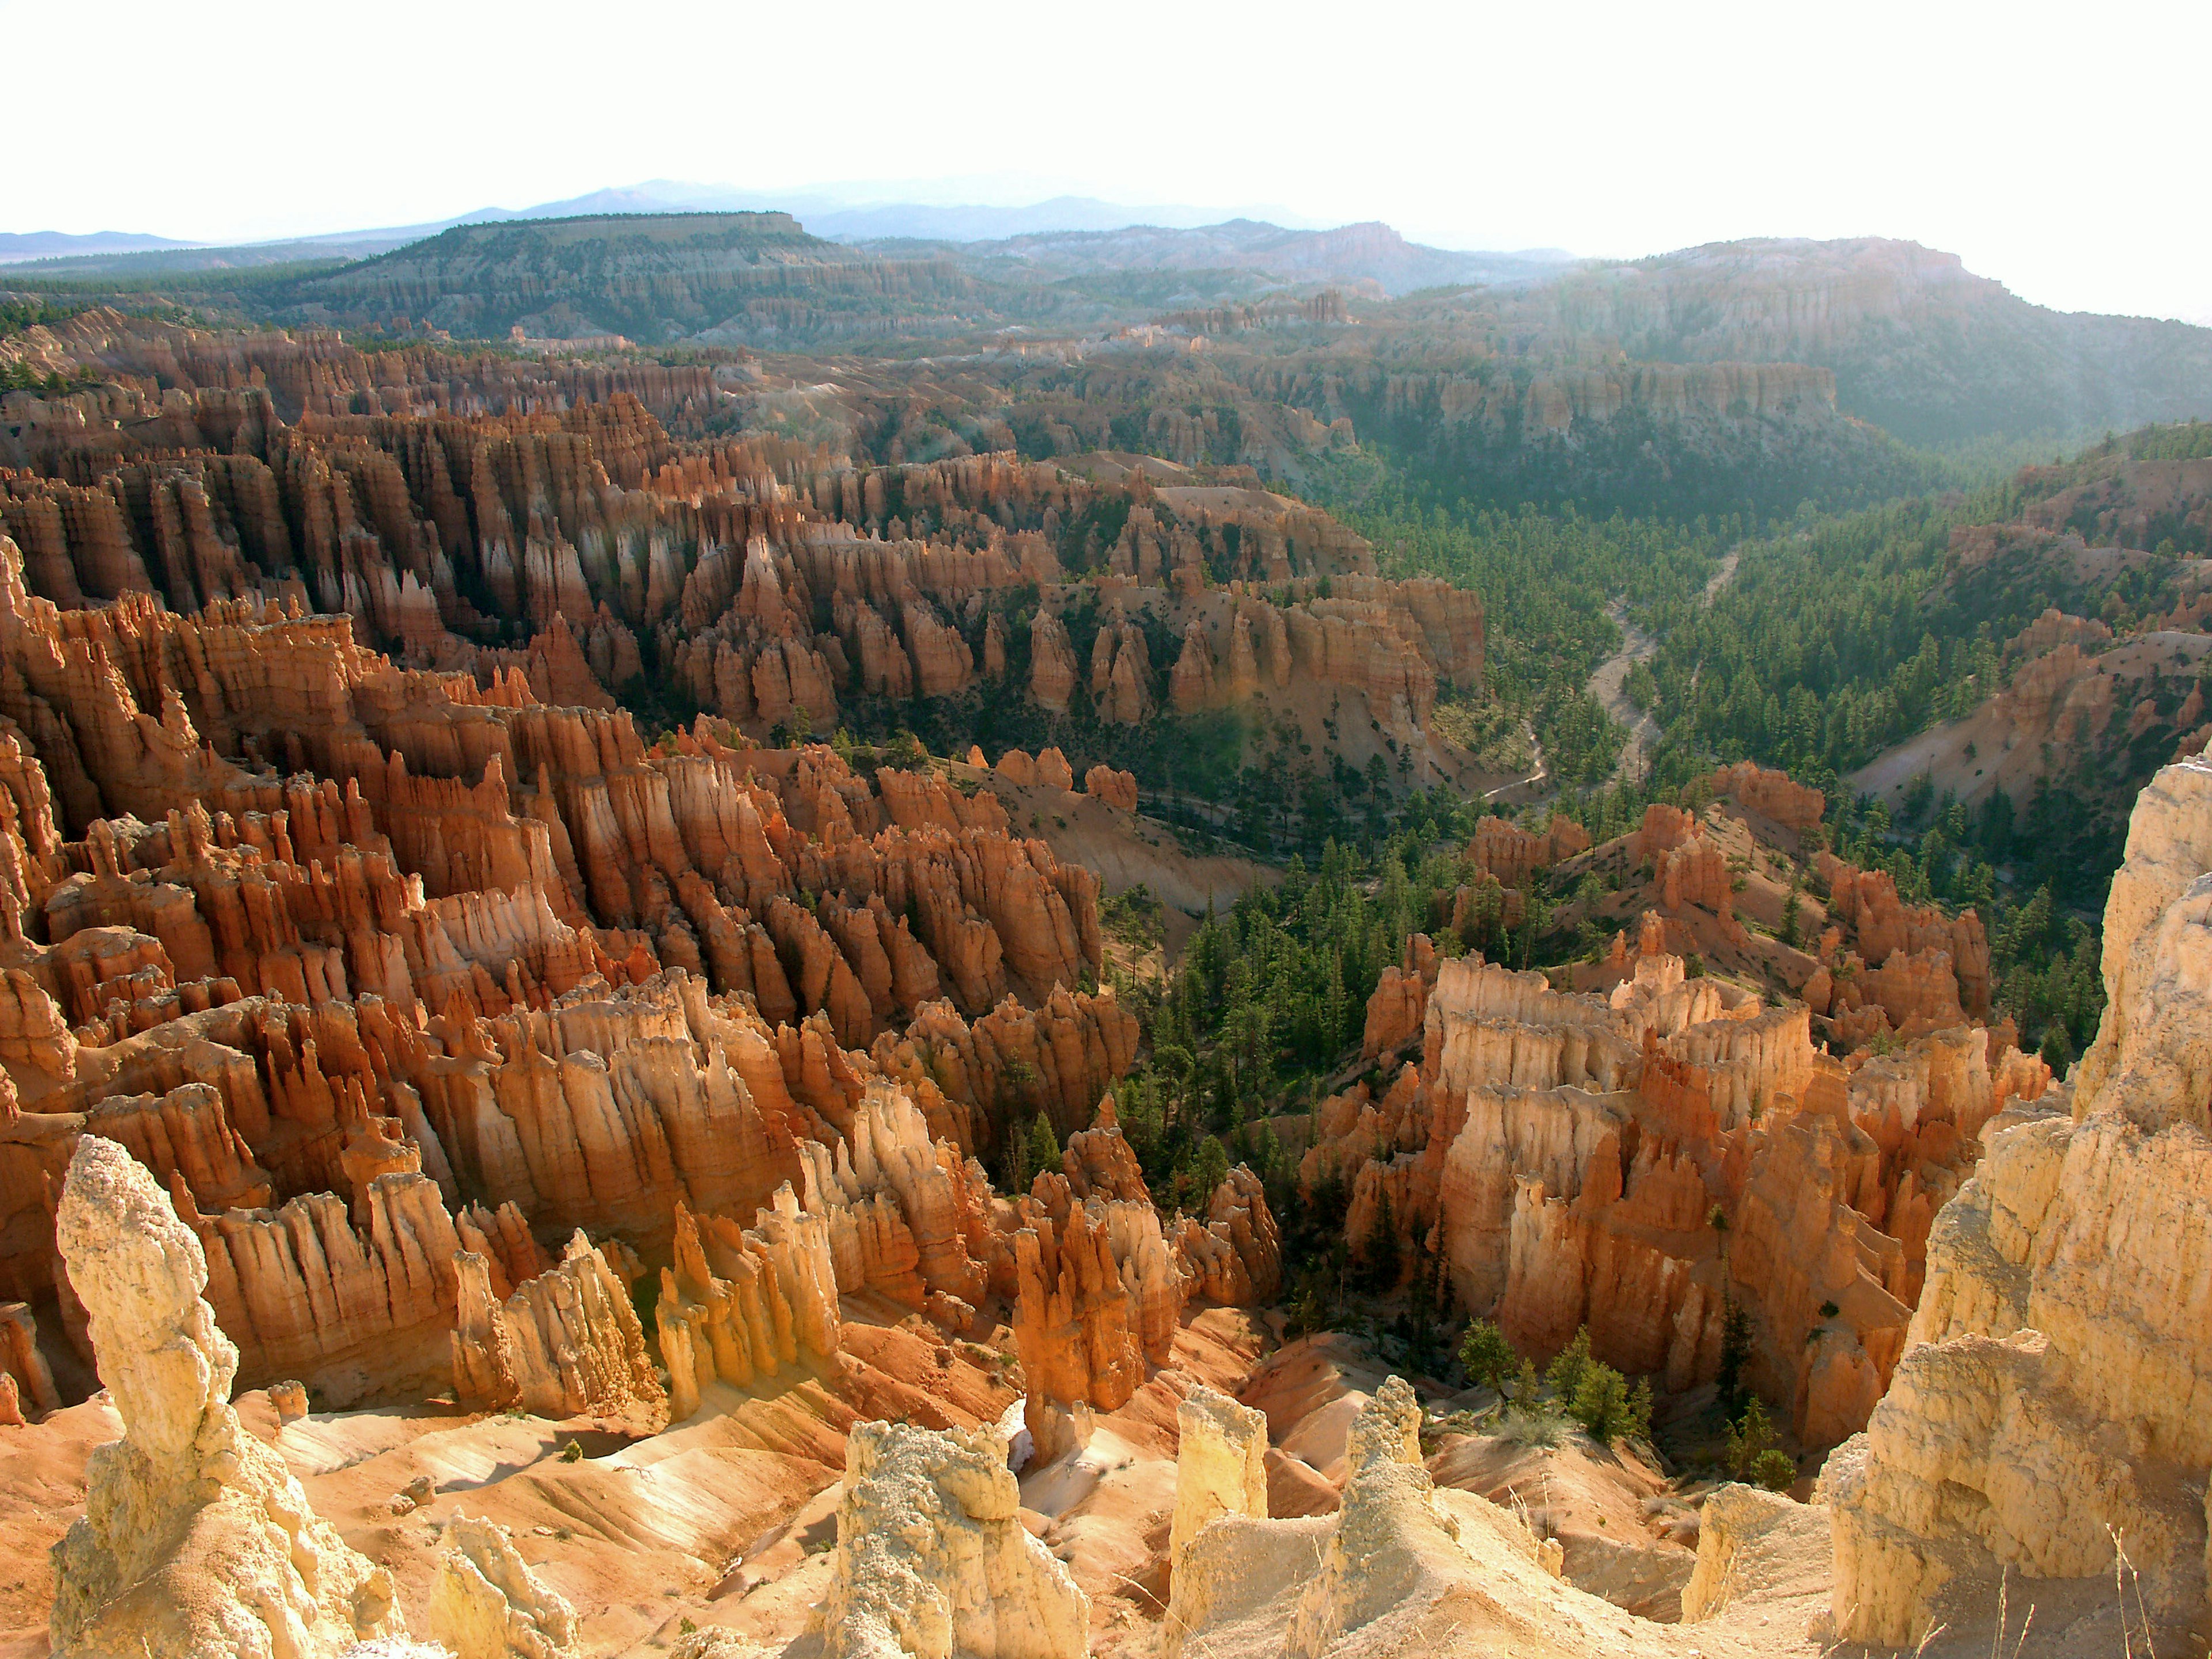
[1827,754,2212,1649]
[49,1136,403,1658]
[1308,938,2043,1450]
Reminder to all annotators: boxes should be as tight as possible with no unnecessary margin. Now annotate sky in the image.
[7,0,2208,321]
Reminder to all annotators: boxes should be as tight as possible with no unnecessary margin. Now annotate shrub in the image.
[1543,1326,1652,1444]
[1725,1396,1778,1479]
[1459,1318,1517,1395]
[1752,1448,1797,1492]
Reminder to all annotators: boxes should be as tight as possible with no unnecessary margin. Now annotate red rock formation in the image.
[654,1185,840,1421]
[1471,815,1589,887]
[1028,612,1078,711]
[1360,934,1440,1059]
[1082,765,1138,813]
[450,1230,665,1427]
[1817,852,1992,1019]
[1089,615,1153,725]
[1012,1193,1175,1416]
[1173,1167,1282,1304]
[1706,760,1826,831]
[1311,947,2047,1451]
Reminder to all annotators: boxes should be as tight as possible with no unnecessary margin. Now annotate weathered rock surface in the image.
[1827,754,2212,1648]
[819,1419,1087,1659]
[450,1230,665,1427]
[1171,1385,1270,1563]
[1309,936,2044,1450]
[430,1514,577,1659]
[49,1136,402,1658]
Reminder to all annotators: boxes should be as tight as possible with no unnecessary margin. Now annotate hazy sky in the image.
[9,0,2207,321]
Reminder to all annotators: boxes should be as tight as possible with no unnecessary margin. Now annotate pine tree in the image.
[1028,1113,1061,1176]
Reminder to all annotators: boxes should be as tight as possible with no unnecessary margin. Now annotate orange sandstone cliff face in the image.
[1308,927,2046,1453]
[0,513,1281,1418]
[1,319,1487,798]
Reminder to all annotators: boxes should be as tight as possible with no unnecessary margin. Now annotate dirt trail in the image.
[1585,547,1740,786]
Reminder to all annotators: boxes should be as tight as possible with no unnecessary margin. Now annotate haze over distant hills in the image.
[0,230,197,262]
[0,179,1353,270]
[9,189,2212,453]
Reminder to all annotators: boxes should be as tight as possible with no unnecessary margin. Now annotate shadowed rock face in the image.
[1829,753,2212,1650]
[50,1135,403,1659]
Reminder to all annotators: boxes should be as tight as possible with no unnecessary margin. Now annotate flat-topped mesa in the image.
[1828,754,2212,1649]
[1312,938,2046,1450]
[50,1136,403,1659]
[819,1420,1088,1659]
[1285,1377,1461,1659]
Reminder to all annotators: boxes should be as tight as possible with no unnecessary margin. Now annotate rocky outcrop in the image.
[430,1514,577,1659]
[1315,942,2043,1450]
[1287,1379,1468,1657]
[1680,1483,1825,1622]
[819,1419,1088,1659]
[1828,755,2212,1648]
[1470,815,1589,888]
[1012,1193,1175,1421]
[1028,612,1078,711]
[450,1231,665,1428]
[1166,1371,1582,1659]
[1817,852,1992,1022]
[1172,1167,1283,1305]
[1082,764,1137,813]
[1171,1385,1270,1562]
[50,1137,402,1658]
[656,1185,840,1420]
[1361,934,1438,1058]
[1705,760,1825,831]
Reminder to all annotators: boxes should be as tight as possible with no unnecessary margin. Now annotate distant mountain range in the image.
[0,181,1363,271]
[11,199,2211,448]
[0,230,197,262]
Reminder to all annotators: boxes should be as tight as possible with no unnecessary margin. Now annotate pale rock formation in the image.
[1285,1379,1463,1659]
[430,1514,577,1659]
[1164,1372,1580,1659]
[50,1136,402,1658]
[1679,1483,1825,1621]
[1171,1385,1270,1563]
[818,1419,1087,1659]
[1828,754,2212,1646]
